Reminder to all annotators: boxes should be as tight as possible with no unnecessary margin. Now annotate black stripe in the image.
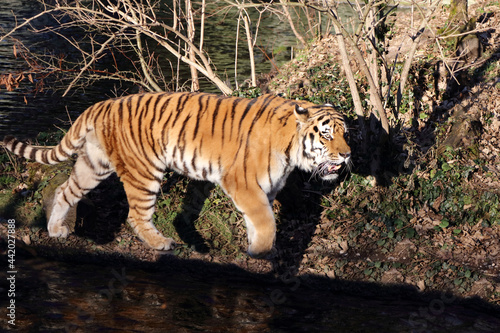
[136,98,165,174]
[245,95,274,142]
[41,151,49,164]
[61,190,71,206]
[135,203,156,212]
[161,112,174,147]
[18,143,27,158]
[56,145,70,159]
[178,114,192,141]
[149,94,161,135]
[211,97,224,137]
[256,175,264,192]
[129,198,156,208]
[136,94,147,133]
[93,170,112,181]
[284,140,293,158]
[243,138,249,189]
[267,140,273,188]
[120,97,155,177]
[128,96,141,155]
[238,97,258,129]
[199,136,204,155]
[117,98,125,127]
[229,139,244,173]
[136,168,163,184]
[177,115,190,161]
[98,159,110,169]
[192,95,204,140]
[70,176,83,191]
[50,149,58,162]
[132,185,158,196]
[136,94,151,157]
[191,148,197,171]
[3,136,15,147]
[82,155,95,170]
[116,99,135,158]
[220,113,227,148]
[29,146,37,161]
[302,135,311,158]
[228,98,241,141]
[278,111,293,125]
[99,103,112,145]
[171,93,190,128]
[68,181,82,199]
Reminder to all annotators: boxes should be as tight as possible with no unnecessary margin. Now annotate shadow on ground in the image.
[1,241,499,333]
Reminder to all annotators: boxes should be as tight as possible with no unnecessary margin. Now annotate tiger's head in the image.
[294,104,351,181]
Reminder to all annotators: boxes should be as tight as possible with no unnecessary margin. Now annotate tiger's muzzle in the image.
[314,153,351,181]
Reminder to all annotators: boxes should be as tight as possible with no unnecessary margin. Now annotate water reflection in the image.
[0,0,99,139]
[0,0,300,139]
[2,247,500,332]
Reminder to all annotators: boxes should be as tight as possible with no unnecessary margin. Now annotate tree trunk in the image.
[448,0,468,29]
[243,14,256,87]
[186,0,199,91]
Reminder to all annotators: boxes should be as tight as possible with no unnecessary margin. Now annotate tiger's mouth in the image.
[313,161,345,181]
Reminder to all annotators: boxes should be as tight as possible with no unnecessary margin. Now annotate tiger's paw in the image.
[247,244,276,259]
[48,223,70,238]
[145,236,176,251]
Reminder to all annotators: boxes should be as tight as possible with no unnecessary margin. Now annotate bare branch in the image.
[1,0,233,95]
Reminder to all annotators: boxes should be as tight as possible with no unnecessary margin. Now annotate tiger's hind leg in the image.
[47,153,113,238]
[120,175,176,251]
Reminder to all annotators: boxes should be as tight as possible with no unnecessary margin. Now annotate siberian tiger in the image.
[3,92,351,257]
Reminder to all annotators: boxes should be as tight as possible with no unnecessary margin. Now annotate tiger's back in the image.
[91,92,300,183]
[4,92,351,257]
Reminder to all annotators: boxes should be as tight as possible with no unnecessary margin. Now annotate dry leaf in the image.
[417,280,426,291]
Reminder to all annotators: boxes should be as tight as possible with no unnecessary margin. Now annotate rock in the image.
[437,104,482,155]
[456,34,482,64]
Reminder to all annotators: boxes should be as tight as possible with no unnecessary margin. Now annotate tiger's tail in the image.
[3,118,88,165]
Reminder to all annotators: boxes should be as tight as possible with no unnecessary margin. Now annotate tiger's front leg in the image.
[223,182,276,258]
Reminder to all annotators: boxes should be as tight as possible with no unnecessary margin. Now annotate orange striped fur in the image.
[4,92,351,257]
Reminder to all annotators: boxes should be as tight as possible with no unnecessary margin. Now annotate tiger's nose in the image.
[340,152,351,159]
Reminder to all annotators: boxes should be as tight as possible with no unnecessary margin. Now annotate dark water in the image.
[0,0,101,139]
[0,0,300,139]
[1,245,500,332]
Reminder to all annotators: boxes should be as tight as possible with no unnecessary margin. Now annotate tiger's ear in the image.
[294,105,310,123]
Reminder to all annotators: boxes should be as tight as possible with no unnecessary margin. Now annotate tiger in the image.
[3,92,351,258]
